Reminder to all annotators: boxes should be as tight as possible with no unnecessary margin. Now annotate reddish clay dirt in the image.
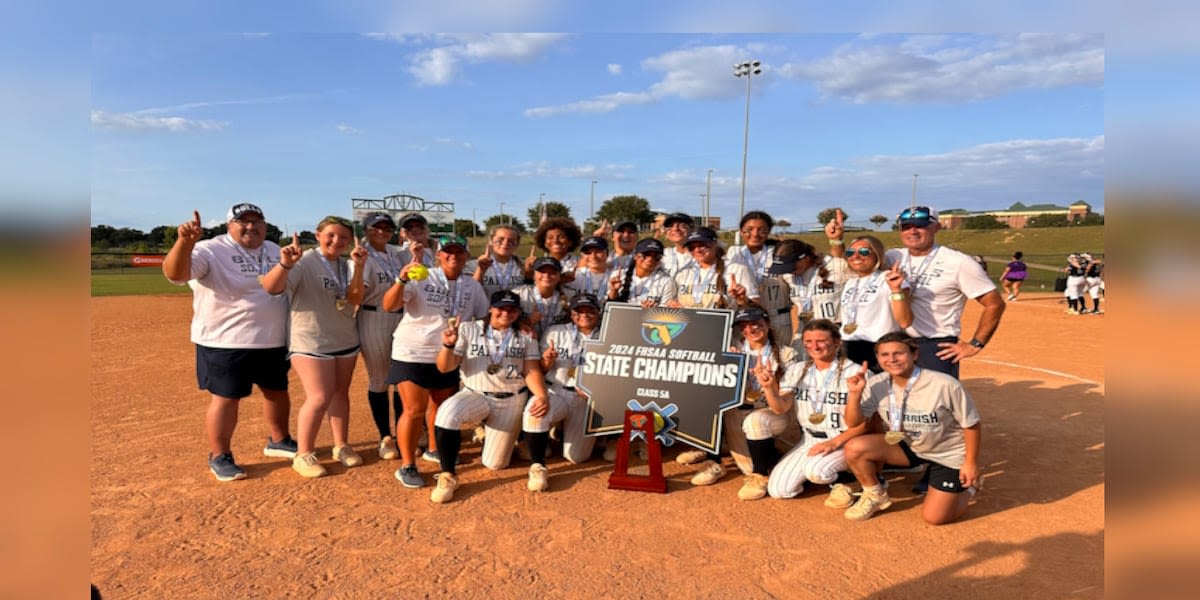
[91,292,1103,598]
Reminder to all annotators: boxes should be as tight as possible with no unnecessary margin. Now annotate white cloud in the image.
[778,33,1104,104]
[394,33,570,87]
[90,110,228,133]
[526,44,761,117]
[607,63,622,75]
[336,124,360,134]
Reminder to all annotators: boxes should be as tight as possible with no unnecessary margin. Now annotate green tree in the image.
[298,230,317,245]
[453,218,478,238]
[869,214,889,230]
[816,207,848,225]
[483,214,527,234]
[1026,213,1069,228]
[527,201,572,229]
[775,218,792,232]
[962,215,1009,229]
[1078,212,1104,226]
[596,195,654,227]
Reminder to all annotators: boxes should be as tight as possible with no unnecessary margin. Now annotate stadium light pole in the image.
[705,169,713,227]
[911,173,919,210]
[590,180,597,223]
[500,202,506,225]
[734,59,762,245]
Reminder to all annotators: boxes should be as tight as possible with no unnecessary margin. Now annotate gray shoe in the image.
[395,464,425,489]
[209,452,246,481]
[263,436,298,458]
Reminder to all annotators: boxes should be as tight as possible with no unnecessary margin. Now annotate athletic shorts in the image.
[913,337,960,380]
[196,345,290,399]
[898,441,968,494]
[389,360,461,391]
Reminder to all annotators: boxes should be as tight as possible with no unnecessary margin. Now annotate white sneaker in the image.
[690,460,726,486]
[430,472,458,503]
[378,436,399,460]
[844,487,892,521]
[737,474,769,500]
[528,463,549,492]
[333,444,363,468]
[676,449,707,465]
[824,483,855,509]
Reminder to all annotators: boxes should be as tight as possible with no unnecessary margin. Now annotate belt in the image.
[804,429,828,439]
[776,307,790,315]
[469,386,528,399]
[913,336,956,343]
[561,386,576,392]
[360,305,401,313]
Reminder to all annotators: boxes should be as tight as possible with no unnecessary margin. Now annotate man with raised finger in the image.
[163,203,297,481]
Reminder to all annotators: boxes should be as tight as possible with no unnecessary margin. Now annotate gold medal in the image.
[799,311,814,321]
[487,364,501,375]
[567,367,577,378]
[447,317,459,330]
[746,389,763,402]
[808,413,826,425]
[843,323,858,334]
[884,431,906,445]
[257,275,265,284]
[336,298,347,311]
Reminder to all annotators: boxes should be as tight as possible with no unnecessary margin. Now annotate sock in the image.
[1093,298,1101,311]
[746,439,779,475]
[433,426,461,475]
[368,391,391,438]
[863,484,883,496]
[526,431,550,465]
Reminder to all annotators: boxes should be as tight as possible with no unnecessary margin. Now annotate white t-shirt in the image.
[568,267,616,304]
[474,257,525,298]
[454,320,539,393]
[541,323,600,389]
[859,369,980,468]
[674,262,759,308]
[351,244,405,309]
[661,246,695,278]
[726,244,775,288]
[737,344,799,408]
[783,256,850,323]
[838,271,911,342]
[885,245,996,338]
[783,358,864,437]
[283,249,359,355]
[391,268,490,363]
[614,270,678,306]
[171,234,288,349]
[513,284,573,338]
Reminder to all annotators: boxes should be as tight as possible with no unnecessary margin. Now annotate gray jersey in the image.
[859,369,980,468]
[454,320,539,393]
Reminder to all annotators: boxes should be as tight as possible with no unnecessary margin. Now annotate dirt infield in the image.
[90,292,1103,598]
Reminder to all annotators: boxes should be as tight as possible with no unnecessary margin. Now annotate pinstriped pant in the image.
[729,406,802,476]
[524,387,595,464]
[435,388,527,470]
[356,309,403,392]
[766,438,848,499]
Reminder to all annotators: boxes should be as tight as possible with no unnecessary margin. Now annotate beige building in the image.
[938,201,1092,229]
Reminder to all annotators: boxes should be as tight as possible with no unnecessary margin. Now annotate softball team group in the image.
[168,203,1004,525]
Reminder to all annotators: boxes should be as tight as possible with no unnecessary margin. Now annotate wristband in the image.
[889,292,905,301]
[280,262,293,270]
[828,239,844,246]
[394,275,408,286]
[442,343,456,349]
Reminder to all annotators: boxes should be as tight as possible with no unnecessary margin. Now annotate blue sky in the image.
[90,31,1105,233]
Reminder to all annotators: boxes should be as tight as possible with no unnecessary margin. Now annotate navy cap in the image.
[580,236,609,252]
[663,212,694,228]
[898,206,938,227]
[363,212,395,229]
[732,306,769,325]
[227,203,264,221]
[532,256,563,272]
[614,220,638,232]
[491,290,521,308]
[635,238,665,255]
[569,293,601,311]
[766,251,808,275]
[437,235,468,252]
[399,212,428,227]
[684,228,718,247]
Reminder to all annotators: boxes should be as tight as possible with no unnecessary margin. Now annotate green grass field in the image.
[91,226,1102,296]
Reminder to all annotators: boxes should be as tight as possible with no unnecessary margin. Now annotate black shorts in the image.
[897,441,968,494]
[196,345,290,399]
[914,337,960,380]
[389,360,461,391]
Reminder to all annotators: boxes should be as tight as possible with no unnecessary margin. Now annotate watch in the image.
[968,338,985,349]
[394,275,408,286]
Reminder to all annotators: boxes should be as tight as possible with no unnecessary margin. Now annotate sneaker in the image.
[471,425,487,445]
[824,483,855,509]
[378,436,399,460]
[844,488,893,521]
[737,474,769,501]
[690,460,727,486]
[292,452,327,478]
[333,444,363,468]
[1066,309,1079,315]
[422,449,463,465]
[528,463,549,492]
[1006,294,1014,301]
[676,449,707,465]
[602,442,617,462]
[394,464,425,489]
[263,436,298,458]
[430,472,458,503]
[208,452,246,482]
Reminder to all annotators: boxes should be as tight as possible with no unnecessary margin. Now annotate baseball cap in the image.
[227,203,264,222]
[363,212,396,229]
[532,256,563,272]
[663,212,694,228]
[898,206,938,227]
[732,306,769,325]
[399,213,428,228]
[614,220,638,233]
[684,228,718,247]
[580,236,609,252]
[570,294,601,311]
[490,290,521,308]
[766,251,808,275]
[635,238,665,255]
[437,235,468,252]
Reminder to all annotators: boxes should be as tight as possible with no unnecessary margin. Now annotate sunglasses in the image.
[638,253,663,261]
[899,207,931,220]
[899,222,932,231]
[846,247,873,257]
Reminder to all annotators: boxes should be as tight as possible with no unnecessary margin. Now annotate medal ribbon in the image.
[367,246,398,281]
[486,324,514,371]
[493,258,517,289]
[691,265,717,305]
[741,341,772,392]
[842,271,883,327]
[742,246,768,286]
[886,367,922,434]
[902,244,941,288]
[809,361,840,416]
[229,235,269,276]
[316,250,347,300]
[433,269,463,317]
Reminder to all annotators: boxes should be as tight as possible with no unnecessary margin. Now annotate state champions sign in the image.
[580,304,747,454]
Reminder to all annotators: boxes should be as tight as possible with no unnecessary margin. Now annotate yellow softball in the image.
[407,264,429,281]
